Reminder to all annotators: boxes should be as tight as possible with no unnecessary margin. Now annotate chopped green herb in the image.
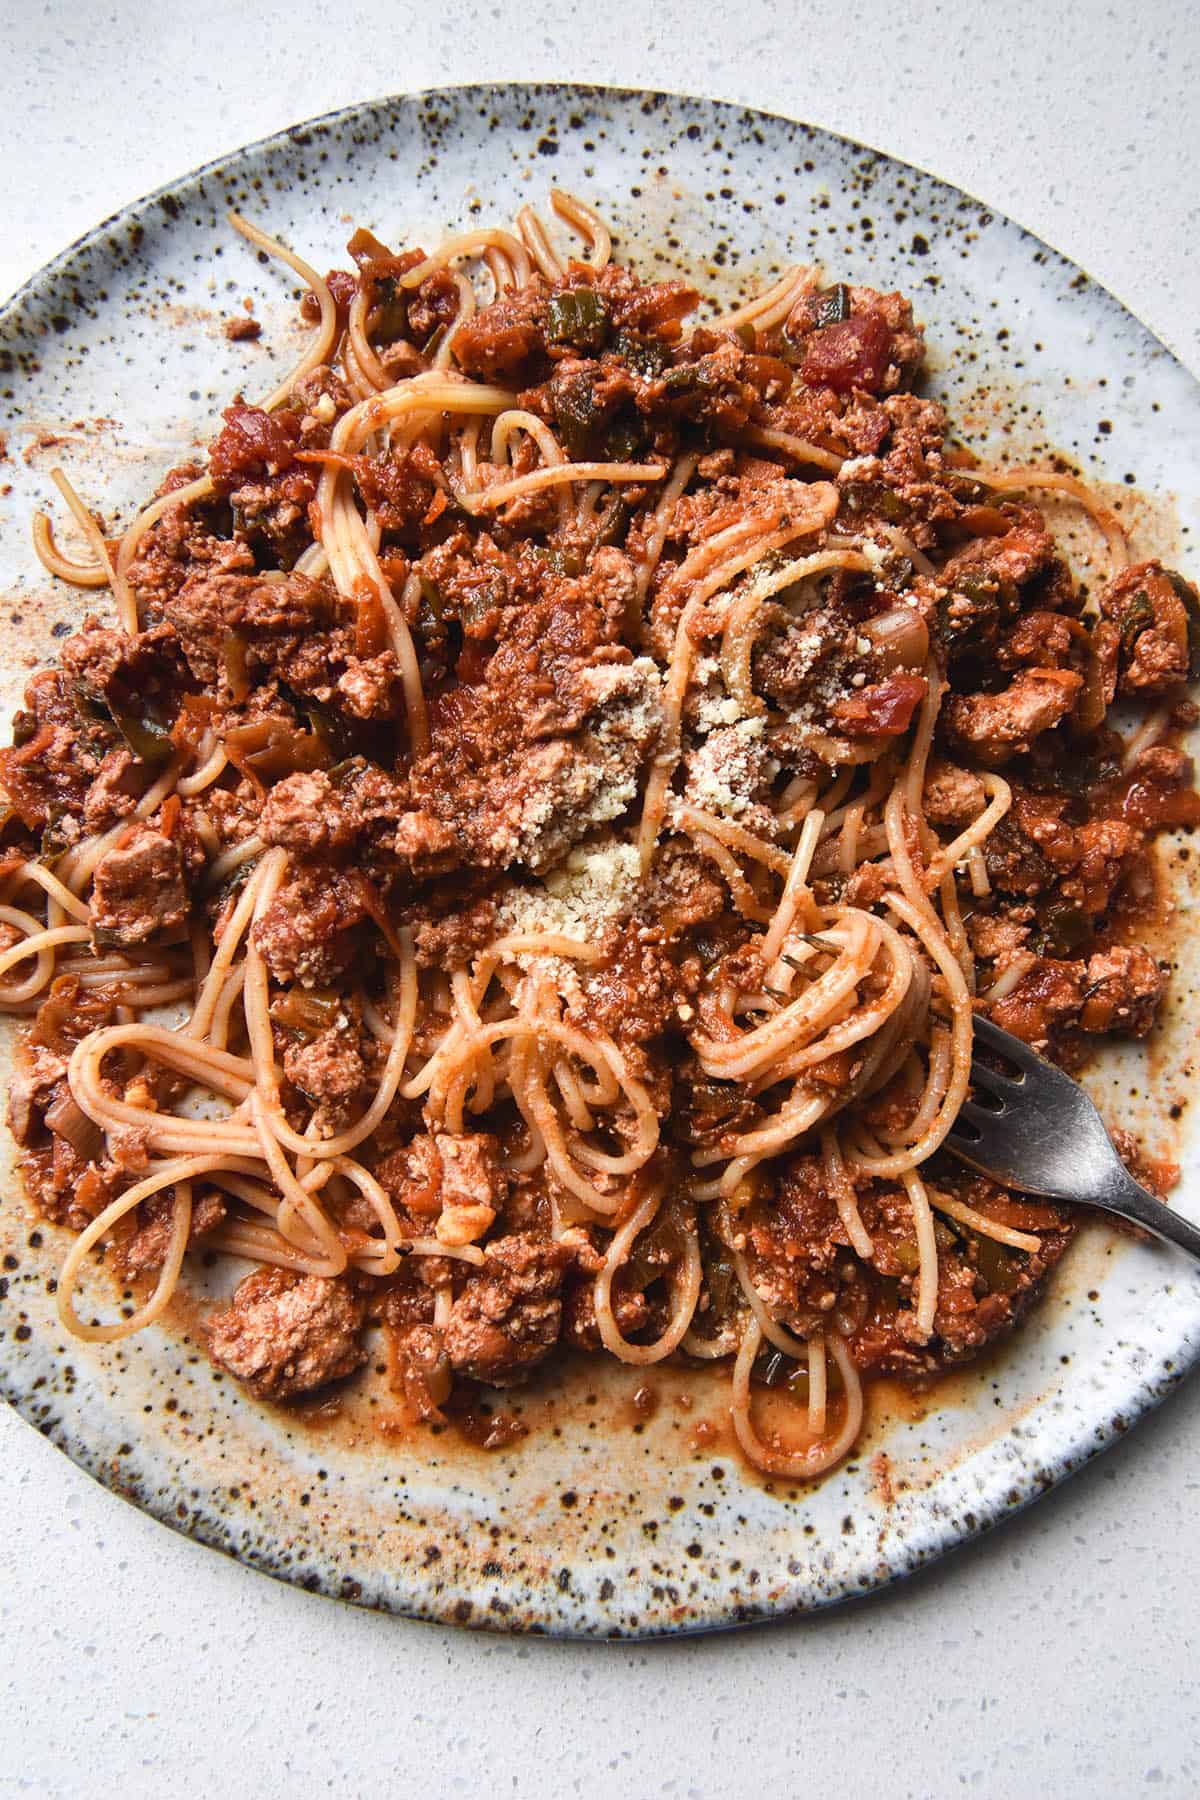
[1038,901,1090,957]
[370,274,407,343]
[1165,570,1200,679]
[613,330,668,378]
[416,573,444,636]
[109,703,174,768]
[661,363,699,393]
[545,288,611,351]
[605,420,642,462]
[543,545,586,577]
[595,494,631,550]
[39,804,77,864]
[552,372,600,459]
[1118,590,1155,657]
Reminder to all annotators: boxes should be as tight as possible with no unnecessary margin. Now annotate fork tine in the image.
[967,1056,1025,1099]
[957,1096,1007,1131]
[942,1128,1015,1180]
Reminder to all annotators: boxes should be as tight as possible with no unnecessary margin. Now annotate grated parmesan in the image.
[837,455,882,483]
[683,717,778,819]
[496,834,643,958]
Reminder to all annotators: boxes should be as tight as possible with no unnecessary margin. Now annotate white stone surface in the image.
[1,3,1198,1793]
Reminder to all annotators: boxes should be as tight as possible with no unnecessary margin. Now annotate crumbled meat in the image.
[1070,816,1143,914]
[842,859,890,908]
[947,669,1082,765]
[335,654,404,719]
[167,568,341,697]
[407,546,663,872]
[351,450,438,539]
[436,1133,509,1209]
[283,1025,367,1105]
[563,1264,659,1350]
[998,609,1082,672]
[0,670,102,832]
[388,1321,452,1420]
[941,508,1058,594]
[434,1136,507,1247]
[289,365,356,442]
[1078,945,1164,1035]
[583,931,698,1048]
[90,824,188,946]
[733,1154,1074,1377]
[251,868,369,988]
[6,1041,69,1146]
[442,1233,573,1385]
[260,771,356,856]
[635,843,726,936]
[1099,561,1195,695]
[407,269,462,344]
[411,898,498,970]
[117,1187,227,1276]
[924,759,986,827]
[374,1133,444,1220]
[82,750,144,832]
[969,908,1032,965]
[738,1157,847,1319]
[0,241,1193,1462]
[205,1268,366,1400]
[1119,746,1200,831]
[60,619,187,714]
[19,1138,122,1233]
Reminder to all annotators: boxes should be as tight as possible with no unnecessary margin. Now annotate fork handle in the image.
[1099,1163,1200,1266]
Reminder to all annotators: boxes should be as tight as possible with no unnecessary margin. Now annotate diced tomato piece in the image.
[300,268,359,325]
[832,673,927,738]
[800,314,892,395]
[209,402,301,489]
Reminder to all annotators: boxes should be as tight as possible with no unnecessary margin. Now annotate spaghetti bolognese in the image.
[3,191,1197,1479]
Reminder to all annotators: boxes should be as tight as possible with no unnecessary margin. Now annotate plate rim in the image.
[4,78,1197,394]
[2,79,1198,1639]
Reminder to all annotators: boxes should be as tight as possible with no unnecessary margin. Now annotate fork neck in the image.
[1098,1162,1200,1266]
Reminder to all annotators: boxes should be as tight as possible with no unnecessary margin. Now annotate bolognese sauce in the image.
[4,190,1197,1480]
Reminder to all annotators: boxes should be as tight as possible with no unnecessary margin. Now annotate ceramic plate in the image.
[2,84,1198,1638]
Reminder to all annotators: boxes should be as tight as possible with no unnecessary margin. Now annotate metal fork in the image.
[944,1014,1200,1263]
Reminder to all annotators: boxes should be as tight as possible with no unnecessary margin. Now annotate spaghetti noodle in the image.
[5,191,1195,1481]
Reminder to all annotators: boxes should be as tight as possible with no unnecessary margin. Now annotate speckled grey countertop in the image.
[1,2,1198,1793]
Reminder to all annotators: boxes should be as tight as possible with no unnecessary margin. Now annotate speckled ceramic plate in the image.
[1,84,1199,1638]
